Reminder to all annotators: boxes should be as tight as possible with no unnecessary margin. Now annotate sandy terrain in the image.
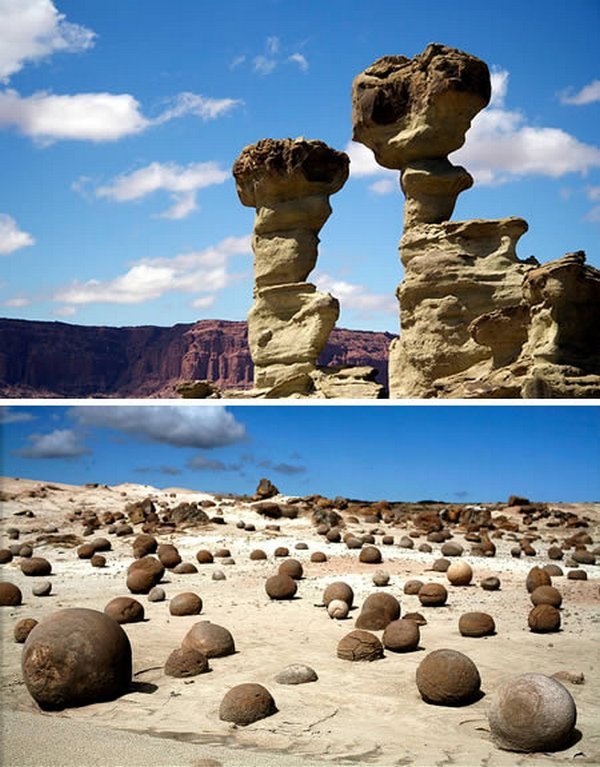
[1,477,598,767]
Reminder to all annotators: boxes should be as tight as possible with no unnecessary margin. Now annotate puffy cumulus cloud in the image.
[95,160,229,220]
[53,235,251,309]
[344,140,391,178]
[0,89,241,144]
[18,428,90,459]
[0,406,35,424]
[0,0,95,82]
[71,406,246,449]
[187,454,242,472]
[0,213,35,254]
[315,272,397,318]
[560,79,600,106]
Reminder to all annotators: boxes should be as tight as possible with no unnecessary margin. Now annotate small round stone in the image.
[543,564,563,578]
[480,576,501,591]
[404,611,427,626]
[32,581,51,597]
[169,592,203,616]
[0,582,22,606]
[14,617,38,643]
[274,547,289,557]
[458,611,495,638]
[90,554,106,568]
[212,570,226,581]
[526,566,551,594]
[278,559,303,580]
[182,621,235,658]
[219,683,277,726]
[104,596,145,624]
[432,558,450,572]
[383,619,420,652]
[359,545,382,564]
[20,557,52,577]
[196,550,214,564]
[403,579,423,595]
[337,630,384,662]
[567,569,587,581]
[323,582,354,609]
[0,548,13,564]
[173,562,198,574]
[416,649,481,706]
[372,570,390,587]
[148,586,165,602]
[250,549,267,561]
[446,561,473,586]
[310,551,327,563]
[164,647,209,678]
[265,574,297,600]
[327,599,349,619]
[441,542,463,557]
[419,583,448,607]
[355,592,400,630]
[274,664,318,685]
[528,604,561,633]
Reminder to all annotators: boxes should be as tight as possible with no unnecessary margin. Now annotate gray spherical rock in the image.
[274,664,318,685]
[104,596,145,624]
[488,674,576,752]
[182,621,235,658]
[416,649,481,706]
[14,617,38,643]
[219,683,277,725]
[383,619,420,652]
[173,562,198,574]
[441,541,463,557]
[372,570,390,587]
[323,582,354,609]
[403,579,423,595]
[0,581,22,606]
[337,630,384,662]
[481,576,501,591]
[327,599,349,619]
[32,581,52,597]
[21,608,132,710]
[147,586,165,602]
[164,647,209,678]
[212,570,226,581]
[432,558,450,572]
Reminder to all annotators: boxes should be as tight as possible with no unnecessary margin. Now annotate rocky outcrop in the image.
[0,318,393,398]
[233,137,349,393]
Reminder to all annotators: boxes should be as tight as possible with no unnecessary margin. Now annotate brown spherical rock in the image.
[126,556,164,593]
[356,592,400,630]
[219,683,277,725]
[19,544,33,558]
[310,551,327,563]
[265,574,297,600]
[481,576,501,591]
[157,544,181,569]
[488,674,577,752]
[182,621,235,658]
[250,549,267,561]
[403,579,423,595]
[383,619,420,652]
[337,629,384,661]
[528,604,561,633]
[530,585,562,608]
[90,554,106,568]
[543,564,563,578]
[0,548,13,564]
[323,581,354,609]
[173,562,198,574]
[0,581,23,606]
[432,558,450,572]
[278,558,303,580]
[446,561,473,586]
[547,545,563,560]
[359,545,382,564]
[20,557,52,577]
[214,548,231,558]
[419,583,448,607]
[196,549,214,564]
[567,569,587,581]
[22,608,132,710]
[164,647,209,678]
[77,543,95,560]
[404,611,427,626]
[169,592,203,616]
[458,611,495,637]
[416,649,481,706]
[14,617,38,643]
[526,566,551,594]
[104,596,145,624]
[133,534,157,558]
[273,547,289,558]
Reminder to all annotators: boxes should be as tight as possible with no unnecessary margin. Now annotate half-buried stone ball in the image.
[418,583,448,607]
[359,545,382,564]
[77,543,95,560]
[373,570,390,586]
[0,582,22,606]
[356,592,400,630]
[416,649,481,706]
[458,612,495,637]
[311,551,327,563]
[21,557,51,577]
[164,647,209,678]
[148,586,165,602]
[274,664,318,685]
[337,629,384,661]
[327,599,349,619]
[14,618,38,643]
[383,619,420,652]
[32,581,51,597]
[446,561,473,586]
[133,534,157,558]
[528,604,561,633]
[169,592,203,616]
[441,542,463,557]
[530,585,562,608]
[432,558,450,572]
[488,673,577,752]
[219,683,277,725]
[250,549,267,561]
[265,574,297,600]
[196,550,214,564]
[104,596,145,624]
[173,562,198,574]
[481,576,501,591]
[182,621,235,658]
[323,581,354,609]
[22,607,132,710]
[278,558,303,580]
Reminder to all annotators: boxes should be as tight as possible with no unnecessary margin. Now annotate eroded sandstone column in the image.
[233,138,349,392]
[351,44,537,397]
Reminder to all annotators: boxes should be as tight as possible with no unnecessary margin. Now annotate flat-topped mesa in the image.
[233,137,349,392]
[352,43,491,227]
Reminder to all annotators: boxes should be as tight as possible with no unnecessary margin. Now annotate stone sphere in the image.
[432,558,450,572]
[383,619,420,652]
[327,599,349,619]
[359,545,382,564]
[488,674,577,752]
[21,557,51,577]
[481,576,501,591]
[219,683,277,725]
[18,544,33,558]
[543,564,563,578]
[528,604,561,633]
[90,554,106,568]
[133,534,157,558]
[446,561,473,586]
[419,583,448,607]
[265,574,297,600]
[196,549,214,564]
[547,545,563,560]
[0,548,13,564]
[168,592,202,616]
[164,647,209,678]
[404,611,427,626]
[250,549,267,561]
[526,566,551,594]
[567,569,587,580]
[441,542,463,557]
[373,570,390,587]
[337,629,384,661]
[128,555,164,581]
[157,544,181,569]
[274,664,318,685]
[458,611,495,637]
[14,618,38,643]
[274,547,289,558]
[173,562,198,574]
[77,543,95,559]
[530,585,562,608]
[403,579,423,595]
[310,551,327,563]
[356,592,400,630]
[214,548,231,558]
[181,621,235,658]
[212,570,226,581]
[22,608,132,710]
[323,581,354,609]
[0,581,22,606]
[91,537,111,552]
[148,586,165,602]
[416,649,481,706]
[32,581,51,597]
[104,597,145,624]
[278,559,303,580]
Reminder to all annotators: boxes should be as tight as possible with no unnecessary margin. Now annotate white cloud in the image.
[18,428,90,459]
[246,36,307,76]
[253,55,277,76]
[0,88,242,144]
[52,305,76,317]
[0,406,35,424]
[288,53,308,72]
[489,69,509,108]
[53,235,251,307]
[585,185,600,201]
[266,36,280,56]
[369,178,396,195]
[72,406,246,449]
[191,294,216,309]
[560,79,600,106]
[345,140,387,177]
[229,55,246,70]
[315,272,397,317]
[584,205,600,223]
[4,296,30,307]
[0,213,35,254]
[0,0,95,82]
[95,160,228,220]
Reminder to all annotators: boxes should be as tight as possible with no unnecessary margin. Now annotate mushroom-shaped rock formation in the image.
[0,581,22,606]
[337,629,384,661]
[356,592,400,630]
[416,648,481,705]
[383,618,420,652]
[458,611,495,637]
[169,592,203,616]
[274,663,318,685]
[219,683,277,726]
[164,647,209,678]
[488,674,577,752]
[233,137,348,394]
[104,596,145,624]
[182,621,235,658]
[21,608,132,710]
[323,581,354,609]
[265,574,297,600]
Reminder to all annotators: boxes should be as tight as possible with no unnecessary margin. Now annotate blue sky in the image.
[0,0,598,332]
[1,405,599,502]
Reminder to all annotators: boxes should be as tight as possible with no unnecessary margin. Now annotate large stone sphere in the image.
[21,557,52,577]
[323,581,354,609]
[416,649,481,705]
[219,683,277,725]
[278,559,303,580]
[458,611,495,637]
[196,549,214,564]
[169,592,203,616]
[359,545,382,564]
[383,619,420,652]
[528,604,561,633]
[181,621,235,658]
[164,647,209,678]
[0,581,22,606]
[356,592,400,630]
[488,674,577,752]
[526,566,551,593]
[265,574,297,600]
[418,583,448,606]
[22,608,132,710]
[530,585,562,608]
[446,561,473,586]
[337,629,384,661]
[104,596,145,624]
[157,543,181,569]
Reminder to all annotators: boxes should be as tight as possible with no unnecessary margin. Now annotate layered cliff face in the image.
[0,318,394,398]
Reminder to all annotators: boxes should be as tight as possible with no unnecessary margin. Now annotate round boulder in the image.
[20,557,51,577]
[148,586,165,602]
[250,549,267,561]
[169,592,203,616]
[104,596,145,624]
[182,621,235,658]
[337,629,384,662]
[0,581,22,606]
[373,570,390,587]
[530,585,562,608]
[196,550,214,564]
[446,561,473,586]
[0,548,13,564]
[416,649,481,706]
[90,554,106,568]
[383,619,420,652]
[327,599,349,619]
[481,576,501,591]
[458,611,495,638]
[441,542,463,557]
[526,566,551,594]
[274,547,289,558]
[32,581,51,597]
[173,562,198,574]
[432,558,450,572]
[265,574,297,600]
[359,545,382,564]
[14,617,38,643]
[418,583,448,607]
[21,608,132,709]
[567,569,587,580]
[157,544,181,569]
[403,579,423,595]
[310,551,327,563]
[274,664,318,685]
[219,683,277,726]
[164,647,209,678]
[323,581,354,609]
[356,592,400,630]
[278,559,303,580]
[528,604,561,633]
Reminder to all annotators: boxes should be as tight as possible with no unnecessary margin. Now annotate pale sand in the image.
[1,477,599,767]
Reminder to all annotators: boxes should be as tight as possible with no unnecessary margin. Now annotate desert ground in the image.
[1,477,598,767]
